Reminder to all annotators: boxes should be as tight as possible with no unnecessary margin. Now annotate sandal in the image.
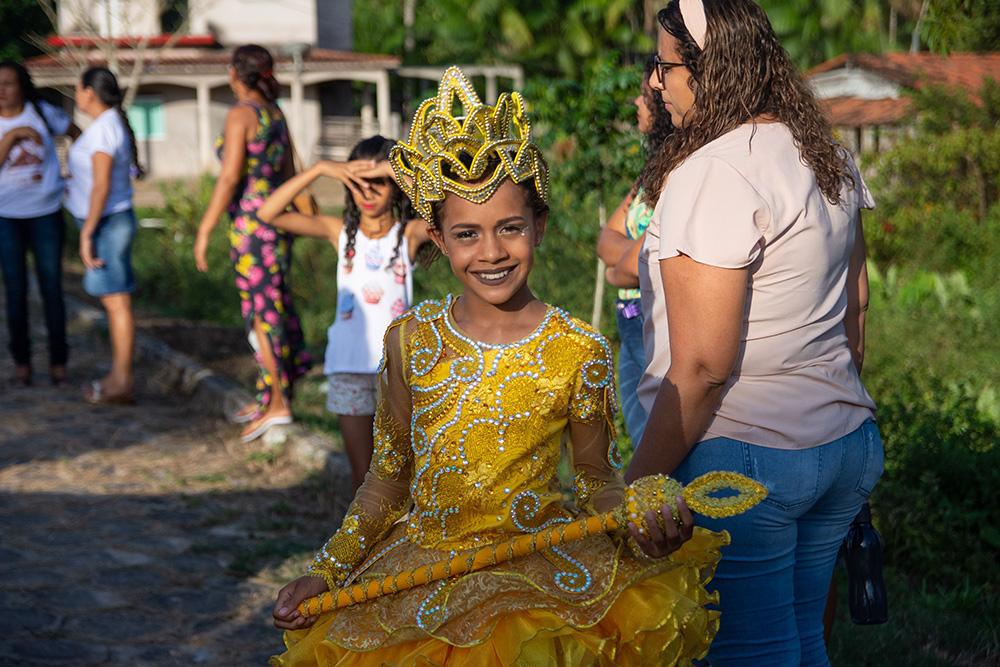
[83,379,135,406]
[231,402,262,424]
[241,414,293,443]
[12,365,32,387]
[50,366,69,388]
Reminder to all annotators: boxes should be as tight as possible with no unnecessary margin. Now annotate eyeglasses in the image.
[651,54,686,82]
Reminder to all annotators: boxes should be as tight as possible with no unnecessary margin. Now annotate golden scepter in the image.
[298,472,767,616]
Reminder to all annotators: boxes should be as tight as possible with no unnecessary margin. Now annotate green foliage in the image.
[868,80,1000,239]
[0,0,51,62]
[827,567,1000,665]
[922,0,1000,53]
[353,0,652,77]
[760,0,910,68]
[528,57,645,206]
[132,177,241,327]
[869,373,1000,590]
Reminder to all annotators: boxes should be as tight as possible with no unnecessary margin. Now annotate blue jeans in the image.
[615,298,648,445]
[0,212,68,366]
[674,419,884,666]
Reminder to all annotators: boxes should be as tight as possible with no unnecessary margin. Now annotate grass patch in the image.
[828,568,999,665]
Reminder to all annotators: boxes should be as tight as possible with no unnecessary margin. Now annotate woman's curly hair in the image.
[640,0,852,208]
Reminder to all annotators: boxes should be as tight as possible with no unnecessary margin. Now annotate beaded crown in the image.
[389,66,549,225]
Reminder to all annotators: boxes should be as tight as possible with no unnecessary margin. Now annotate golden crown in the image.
[389,66,549,225]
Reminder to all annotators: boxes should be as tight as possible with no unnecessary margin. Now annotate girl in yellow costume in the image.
[271,67,730,666]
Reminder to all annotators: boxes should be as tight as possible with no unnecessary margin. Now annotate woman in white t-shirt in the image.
[0,61,79,387]
[65,67,144,405]
[626,1,883,664]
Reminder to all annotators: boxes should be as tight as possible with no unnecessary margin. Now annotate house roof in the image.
[808,52,1000,91]
[46,34,219,49]
[26,45,399,73]
[818,96,912,126]
[808,52,1000,127]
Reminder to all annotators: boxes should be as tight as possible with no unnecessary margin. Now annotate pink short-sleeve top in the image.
[637,122,876,449]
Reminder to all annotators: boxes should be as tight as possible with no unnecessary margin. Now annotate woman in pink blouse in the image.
[626,1,883,665]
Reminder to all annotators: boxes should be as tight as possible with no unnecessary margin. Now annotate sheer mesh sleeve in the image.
[307,319,414,589]
[568,337,626,516]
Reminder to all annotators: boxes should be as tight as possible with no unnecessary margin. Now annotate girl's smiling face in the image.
[430,179,547,308]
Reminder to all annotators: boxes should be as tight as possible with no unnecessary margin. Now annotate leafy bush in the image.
[133,176,243,327]
[870,373,1000,590]
[864,80,1000,276]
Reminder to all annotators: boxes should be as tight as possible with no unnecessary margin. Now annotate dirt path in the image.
[0,301,347,665]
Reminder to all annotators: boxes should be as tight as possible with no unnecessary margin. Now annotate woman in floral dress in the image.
[195,44,311,442]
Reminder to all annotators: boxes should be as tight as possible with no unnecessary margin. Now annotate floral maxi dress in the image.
[217,101,312,410]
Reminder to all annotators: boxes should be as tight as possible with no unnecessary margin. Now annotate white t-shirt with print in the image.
[324,223,413,375]
[0,101,70,218]
[65,108,133,220]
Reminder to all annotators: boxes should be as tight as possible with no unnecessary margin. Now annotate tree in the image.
[528,57,645,326]
[0,0,52,62]
[759,0,921,68]
[921,0,1000,52]
[32,0,195,109]
[353,0,652,78]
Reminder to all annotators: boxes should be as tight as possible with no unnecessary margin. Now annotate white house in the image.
[28,0,521,178]
[807,52,1000,155]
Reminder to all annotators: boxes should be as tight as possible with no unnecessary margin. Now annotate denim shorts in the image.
[74,208,137,297]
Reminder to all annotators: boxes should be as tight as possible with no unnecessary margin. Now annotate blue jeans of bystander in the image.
[615,298,648,446]
[675,419,884,666]
[0,211,68,366]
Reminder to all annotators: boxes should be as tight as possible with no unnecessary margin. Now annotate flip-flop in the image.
[241,414,293,443]
[83,379,135,406]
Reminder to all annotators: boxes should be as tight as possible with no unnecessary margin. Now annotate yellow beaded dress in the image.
[272,296,729,666]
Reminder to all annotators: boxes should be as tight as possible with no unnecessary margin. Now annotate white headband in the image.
[680,0,708,49]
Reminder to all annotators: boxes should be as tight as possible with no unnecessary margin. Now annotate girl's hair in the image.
[342,135,421,270]
[641,54,674,160]
[81,67,145,179]
[231,44,279,103]
[639,0,851,206]
[0,60,54,135]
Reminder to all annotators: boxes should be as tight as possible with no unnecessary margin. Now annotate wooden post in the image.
[196,81,212,172]
[591,200,607,330]
[376,70,392,137]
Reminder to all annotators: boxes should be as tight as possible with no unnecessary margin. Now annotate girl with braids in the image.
[195,44,312,442]
[0,61,79,387]
[256,135,431,490]
[626,1,882,663]
[66,67,143,404]
[596,55,673,447]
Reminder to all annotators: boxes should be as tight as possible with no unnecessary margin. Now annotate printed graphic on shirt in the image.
[3,139,45,183]
[391,297,406,318]
[365,243,384,271]
[339,290,355,320]
[362,284,384,305]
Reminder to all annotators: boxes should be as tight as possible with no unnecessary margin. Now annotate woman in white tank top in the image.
[257,136,431,489]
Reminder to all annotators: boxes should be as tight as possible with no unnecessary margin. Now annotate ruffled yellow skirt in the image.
[272,525,729,666]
